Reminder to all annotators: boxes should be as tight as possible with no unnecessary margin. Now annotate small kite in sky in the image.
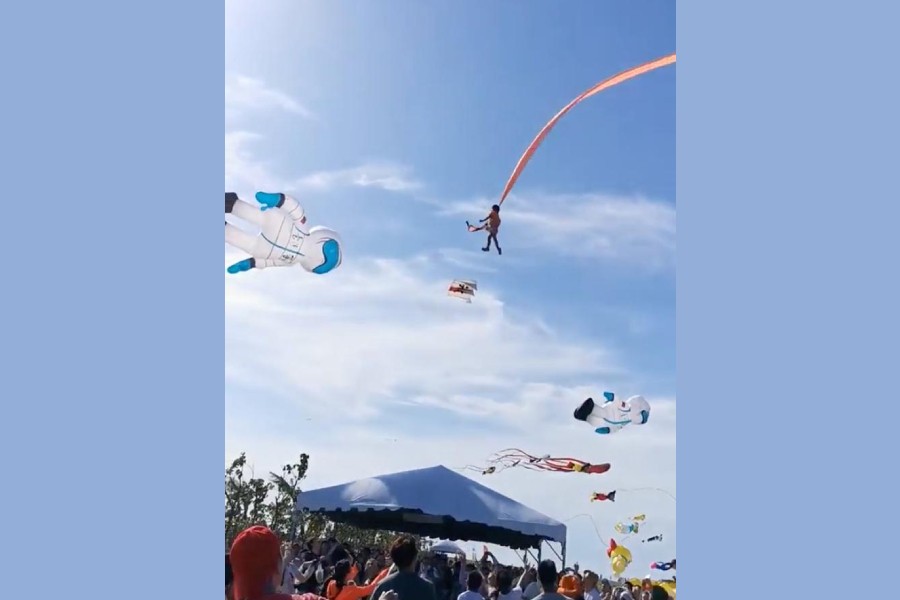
[591,491,617,502]
[447,279,477,303]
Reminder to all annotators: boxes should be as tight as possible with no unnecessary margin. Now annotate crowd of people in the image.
[225,525,674,600]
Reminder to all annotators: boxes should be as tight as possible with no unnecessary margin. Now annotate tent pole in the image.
[546,542,564,564]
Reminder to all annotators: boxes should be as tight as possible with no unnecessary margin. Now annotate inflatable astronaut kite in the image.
[573,392,651,435]
[225,192,342,275]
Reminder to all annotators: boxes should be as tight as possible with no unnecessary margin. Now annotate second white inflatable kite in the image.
[573,392,650,435]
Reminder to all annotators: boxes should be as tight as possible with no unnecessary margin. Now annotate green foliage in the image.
[225,451,433,554]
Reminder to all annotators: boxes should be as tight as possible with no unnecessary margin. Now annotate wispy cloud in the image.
[226,131,421,198]
[226,73,314,120]
[226,255,627,422]
[437,192,676,270]
[295,162,423,193]
[226,131,289,192]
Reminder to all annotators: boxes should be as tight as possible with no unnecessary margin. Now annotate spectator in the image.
[639,578,653,600]
[581,572,600,600]
[532,560,567,600]
[648,586,669,600]
[229,525,326,600]
[598,579,612,600]
[556,573,581,600]
[371,536,437,600]
[325,559,378,600]
[521,567,541,600]
[491,569,523,600]
[459,570,485,600]
[364,559,381,583]
[280,543,305,593]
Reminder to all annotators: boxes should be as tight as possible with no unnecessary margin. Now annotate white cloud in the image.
[226,131,289,193]
[295,162,423,193]
[437,193,676,270]
[225,131,420,199]
[225,254,675,571]
[226,73,314,119]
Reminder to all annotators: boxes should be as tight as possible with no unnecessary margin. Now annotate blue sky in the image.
[226,0,675,579]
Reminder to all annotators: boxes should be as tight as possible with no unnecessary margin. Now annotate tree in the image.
[268,453,309,541]
[225,452,273,546]
[225,451,433,554]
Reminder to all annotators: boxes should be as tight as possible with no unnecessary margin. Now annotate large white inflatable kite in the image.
[225,192,342,275]
[573,392,651,435]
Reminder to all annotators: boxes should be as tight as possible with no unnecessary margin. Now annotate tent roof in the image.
[295,465,566,549]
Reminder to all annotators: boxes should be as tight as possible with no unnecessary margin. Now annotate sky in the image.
[225,0,675,580]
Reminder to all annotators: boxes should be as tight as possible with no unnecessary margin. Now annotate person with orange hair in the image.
[229,525,327,600]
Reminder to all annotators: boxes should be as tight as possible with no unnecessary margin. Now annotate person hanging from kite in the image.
[466,204,502,255]
[590,491,617,502]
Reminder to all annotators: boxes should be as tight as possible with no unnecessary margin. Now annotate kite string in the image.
[618,488,676,502]
[562,513,609,546]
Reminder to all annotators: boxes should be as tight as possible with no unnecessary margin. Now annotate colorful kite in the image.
[461,449,612,477]
[651,560,676,572]
[447,279,477,303]
[225,192,342,275]
[497,53,676,206]
[489,448,611,475]
[607,539,633,578]
[615,521,640,535]
[573,392,650,435]
[591,491,617,502]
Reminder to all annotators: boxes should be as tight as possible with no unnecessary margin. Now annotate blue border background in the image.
[0,0,221,597]
[678,0,900,595]
[1,0,898,597]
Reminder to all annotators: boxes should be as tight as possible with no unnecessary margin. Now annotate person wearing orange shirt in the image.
[326,559,379,600]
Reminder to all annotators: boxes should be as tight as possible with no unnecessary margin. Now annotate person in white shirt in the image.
[494,570,522,600]
[459,570,485,600]
[278,543,299,593]
[581,571,601,600]
[522,580,541,600]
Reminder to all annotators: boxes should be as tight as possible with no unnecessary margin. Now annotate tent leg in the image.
[562,541,567,569]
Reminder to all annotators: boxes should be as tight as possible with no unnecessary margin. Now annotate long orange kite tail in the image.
[497,52,676,205]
